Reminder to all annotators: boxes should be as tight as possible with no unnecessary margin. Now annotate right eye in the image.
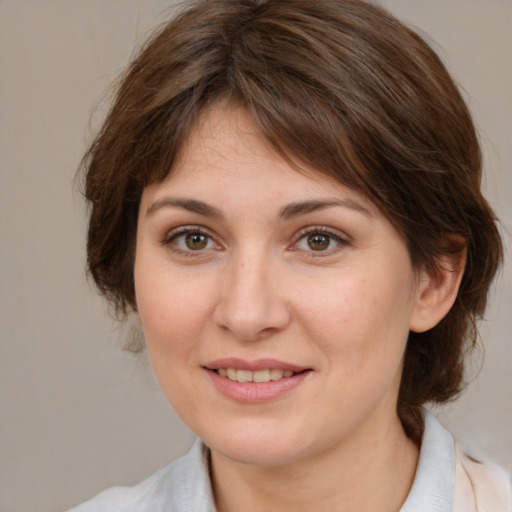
[164,227,220,254]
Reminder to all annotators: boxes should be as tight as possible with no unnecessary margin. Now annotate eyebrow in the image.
[146,196,371,219]
[278,198,371,219]
[146,198,224,219]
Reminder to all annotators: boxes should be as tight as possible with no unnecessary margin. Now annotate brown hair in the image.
[80,0,503,437]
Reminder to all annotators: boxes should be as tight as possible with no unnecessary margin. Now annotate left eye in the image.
[294,231,343,252]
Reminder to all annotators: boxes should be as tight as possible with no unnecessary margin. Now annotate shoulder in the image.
[405,410,511,512]
[453,443,512,512]
[67,440,216,512]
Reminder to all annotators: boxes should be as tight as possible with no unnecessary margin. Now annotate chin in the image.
[217,441,303,467]
[202,423,308,468]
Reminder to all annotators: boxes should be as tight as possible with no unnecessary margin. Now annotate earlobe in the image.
[409,247,466,333]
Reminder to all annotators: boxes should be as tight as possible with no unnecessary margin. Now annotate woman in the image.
[71,0,511,510]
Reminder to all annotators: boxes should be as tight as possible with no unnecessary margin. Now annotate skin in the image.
[133,105,462,512]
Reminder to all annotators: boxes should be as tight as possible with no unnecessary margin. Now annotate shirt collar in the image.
[400,409,455,511]
[165,440,216,511]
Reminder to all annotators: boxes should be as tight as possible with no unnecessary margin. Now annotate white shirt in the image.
[69,411,511,511]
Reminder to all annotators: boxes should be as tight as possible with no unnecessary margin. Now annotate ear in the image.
[409,245,466,333]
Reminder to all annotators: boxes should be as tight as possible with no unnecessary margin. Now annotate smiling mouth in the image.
[214,368,300,383]
[206,363,312,402]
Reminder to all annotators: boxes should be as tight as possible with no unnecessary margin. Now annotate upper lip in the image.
[204,358,309,372]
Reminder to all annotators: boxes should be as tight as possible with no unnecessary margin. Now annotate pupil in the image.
[185,233,208,250]
[308,234,329,251]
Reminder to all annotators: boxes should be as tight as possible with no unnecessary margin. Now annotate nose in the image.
[213,250,291,341]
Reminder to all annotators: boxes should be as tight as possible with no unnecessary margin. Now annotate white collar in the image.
[400,409,455,511]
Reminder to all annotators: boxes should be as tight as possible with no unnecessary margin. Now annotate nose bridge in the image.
[214,242,289,340]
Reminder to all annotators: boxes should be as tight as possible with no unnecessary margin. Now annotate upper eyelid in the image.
[163,224,216,242]
[293,225,349,241]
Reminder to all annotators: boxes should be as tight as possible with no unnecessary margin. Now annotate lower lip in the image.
[206,369,311,403]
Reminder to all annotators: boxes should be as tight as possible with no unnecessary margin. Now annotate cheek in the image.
[134,266,218,420]
[134,262,216,355]
[298,271,414,369]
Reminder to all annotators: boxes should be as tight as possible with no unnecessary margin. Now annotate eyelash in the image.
[292,226,348,257]
[161,225,348,257]
[161,225,219,257]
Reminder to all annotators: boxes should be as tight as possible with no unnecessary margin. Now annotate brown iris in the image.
[185,232,209,250]
[307,233,330,251]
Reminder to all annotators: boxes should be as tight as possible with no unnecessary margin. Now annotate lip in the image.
[204,357,308,372]
[204,358,312,403]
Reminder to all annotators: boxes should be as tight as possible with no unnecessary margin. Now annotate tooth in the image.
[237,369,253,382]
[253,369,270,383]
[270,369,285,380]
[222,368,295,382]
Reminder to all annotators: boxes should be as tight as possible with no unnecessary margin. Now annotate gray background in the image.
[0,1,510,511]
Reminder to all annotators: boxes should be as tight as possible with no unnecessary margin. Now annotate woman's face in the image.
[134,106,425,467]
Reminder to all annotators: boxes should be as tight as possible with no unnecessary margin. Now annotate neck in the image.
[210,412,419,512]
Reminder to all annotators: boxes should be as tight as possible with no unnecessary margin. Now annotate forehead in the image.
[142,104,379,216]
[175,104,278,177]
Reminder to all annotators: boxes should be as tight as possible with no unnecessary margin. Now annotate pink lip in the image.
[204,358,307,372]
[203,358,312,404]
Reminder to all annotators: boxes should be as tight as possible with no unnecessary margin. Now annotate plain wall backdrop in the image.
[0,1,510,511]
